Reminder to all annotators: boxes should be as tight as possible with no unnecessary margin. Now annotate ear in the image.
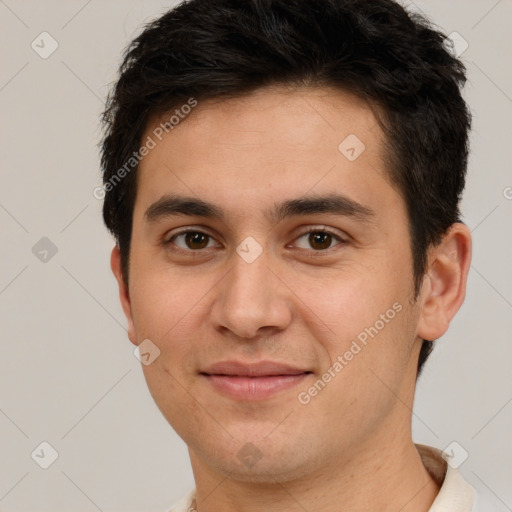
[111,246,137,345]
[417,223,472,341]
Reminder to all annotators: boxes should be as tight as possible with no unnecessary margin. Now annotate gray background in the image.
[0,1,511,511]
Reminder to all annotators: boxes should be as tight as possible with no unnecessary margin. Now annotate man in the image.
[100,0,490,510]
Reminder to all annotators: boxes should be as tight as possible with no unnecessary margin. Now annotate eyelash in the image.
[162,227,347,256]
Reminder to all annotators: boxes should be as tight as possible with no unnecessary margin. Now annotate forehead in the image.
[134,86,400,223]
[147,86,379,154]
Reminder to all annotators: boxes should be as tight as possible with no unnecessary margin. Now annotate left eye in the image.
[170,231,218,250]
[294,230,343,251]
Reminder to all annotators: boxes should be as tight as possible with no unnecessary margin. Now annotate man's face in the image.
[120,87,425,481]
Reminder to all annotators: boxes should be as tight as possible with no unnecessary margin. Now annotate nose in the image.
[210,249,293,340]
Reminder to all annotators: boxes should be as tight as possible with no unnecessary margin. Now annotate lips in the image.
[202,360,309,377]
[200,361,312,400]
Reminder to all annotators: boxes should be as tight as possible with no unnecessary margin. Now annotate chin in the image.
[193,435,320,485]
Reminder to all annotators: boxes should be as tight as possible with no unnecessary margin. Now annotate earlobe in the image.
[110,246,138,345]
[417,223,472,341]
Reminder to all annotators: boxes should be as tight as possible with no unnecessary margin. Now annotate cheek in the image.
[301,299,417,429]
[141,360,206,447]
[128,256,209,341]
[304,265,416,397]
[131,271,205,430]
[292,265,401,347]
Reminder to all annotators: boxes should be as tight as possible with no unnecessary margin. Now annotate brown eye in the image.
[184,232,209,249]
[308,232,333,250]
[167,230,217,251]
[294,229,343,251]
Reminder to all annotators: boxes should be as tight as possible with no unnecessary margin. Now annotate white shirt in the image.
[166,444,504,512]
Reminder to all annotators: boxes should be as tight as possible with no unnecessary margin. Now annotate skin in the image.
[111,86,472,512]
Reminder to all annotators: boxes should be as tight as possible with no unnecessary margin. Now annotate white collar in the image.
[416,444,475,511]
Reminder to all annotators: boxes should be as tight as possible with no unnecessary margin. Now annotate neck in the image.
[189,428,440,512]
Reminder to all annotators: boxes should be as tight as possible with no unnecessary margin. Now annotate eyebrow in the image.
[144,193,375,224]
